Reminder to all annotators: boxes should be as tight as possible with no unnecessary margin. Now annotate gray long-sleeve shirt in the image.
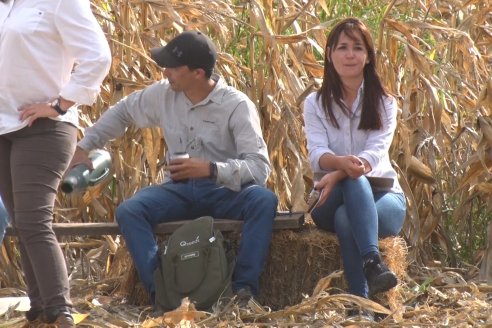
[79,75,271,191]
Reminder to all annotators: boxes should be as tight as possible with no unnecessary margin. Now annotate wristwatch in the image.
[50,98,67,115]
[209,162,218,180]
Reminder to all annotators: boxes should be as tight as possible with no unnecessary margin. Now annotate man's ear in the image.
[195,68,207,78]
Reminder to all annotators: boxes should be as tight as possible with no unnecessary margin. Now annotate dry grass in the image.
[5,228,492,327]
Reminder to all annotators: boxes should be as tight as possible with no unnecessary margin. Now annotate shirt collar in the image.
[206,74,227,105]
[183,74,226,108]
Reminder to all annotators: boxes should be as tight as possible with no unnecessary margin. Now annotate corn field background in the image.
[77,0,491,268]
[1,0,492,326]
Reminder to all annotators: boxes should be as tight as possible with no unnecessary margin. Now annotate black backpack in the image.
[153,216,235,311]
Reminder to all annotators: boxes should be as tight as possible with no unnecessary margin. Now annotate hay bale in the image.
[257,227,342,309]
[375,235,408,319]
[257,225,408,311]
[116,223,408,312]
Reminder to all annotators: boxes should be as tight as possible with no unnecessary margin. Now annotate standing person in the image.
[0,0,111,327]
[0,196,8,244]
[303,18,407,302]
[68,31,278,309]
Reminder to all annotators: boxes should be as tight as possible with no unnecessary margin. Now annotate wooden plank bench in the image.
[5,211,304,236]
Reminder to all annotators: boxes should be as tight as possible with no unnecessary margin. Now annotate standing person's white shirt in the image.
[0,0,112,134]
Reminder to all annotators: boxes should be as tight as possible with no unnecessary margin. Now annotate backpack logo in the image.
[180,236,200,247]
[181,251,199,261]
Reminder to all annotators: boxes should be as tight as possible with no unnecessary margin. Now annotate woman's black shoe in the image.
[363,253,397,297]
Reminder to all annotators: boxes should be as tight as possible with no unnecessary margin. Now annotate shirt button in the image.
[190,127,194,130]
[191,146,195,150]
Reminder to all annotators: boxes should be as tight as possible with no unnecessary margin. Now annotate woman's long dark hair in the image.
[317,17,388,130]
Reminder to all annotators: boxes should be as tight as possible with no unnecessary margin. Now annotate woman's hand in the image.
[19,98,75,127]
[336,155,365,178]
[19,103,61,127]
[313,170,346,208]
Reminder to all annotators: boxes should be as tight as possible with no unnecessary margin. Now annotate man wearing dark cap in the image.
[69,31,278,309]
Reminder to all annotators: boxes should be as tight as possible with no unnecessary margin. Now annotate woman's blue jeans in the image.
[311,176,406,298]
[115,179,278,300]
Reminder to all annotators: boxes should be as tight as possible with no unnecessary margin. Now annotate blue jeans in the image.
[311,176,406,298]
[116,179,278,299]
[0,196,9,244]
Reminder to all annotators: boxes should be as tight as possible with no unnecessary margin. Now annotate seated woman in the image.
[303,17,407,299]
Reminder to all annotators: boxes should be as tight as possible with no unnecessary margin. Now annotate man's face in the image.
[163,65,199,92]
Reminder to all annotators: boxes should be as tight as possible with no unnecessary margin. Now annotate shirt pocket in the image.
[9,8,45,34]
[197,118,227,154]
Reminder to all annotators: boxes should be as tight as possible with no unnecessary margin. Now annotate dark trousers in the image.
[0,118,77,311]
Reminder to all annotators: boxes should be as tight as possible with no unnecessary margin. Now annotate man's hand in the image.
[67,147,93,172]
[168,157,210,181]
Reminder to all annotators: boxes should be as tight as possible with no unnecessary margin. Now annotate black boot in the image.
[363,252,397,297]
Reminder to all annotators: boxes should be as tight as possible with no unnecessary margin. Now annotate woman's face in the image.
[328,30,368,82]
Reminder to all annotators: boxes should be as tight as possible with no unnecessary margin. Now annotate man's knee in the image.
[248,186,278,210]
[115,199,139,226]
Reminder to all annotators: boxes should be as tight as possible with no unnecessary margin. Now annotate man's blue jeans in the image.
[0,196,9,244]
[311,176,406,298]
[116,179,278,300]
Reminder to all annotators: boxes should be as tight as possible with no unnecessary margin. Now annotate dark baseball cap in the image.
[150,31,217,72]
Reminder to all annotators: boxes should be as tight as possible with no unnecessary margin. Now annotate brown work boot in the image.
[21,318,44,328]
[44,307,75,328]
[21,308,44,328]
[49,314,75,328]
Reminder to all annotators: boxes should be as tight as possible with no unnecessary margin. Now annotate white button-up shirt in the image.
[303,86,402,192]
[0,0,111,134]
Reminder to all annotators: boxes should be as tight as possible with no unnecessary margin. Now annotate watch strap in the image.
[51,98,67,115]
[209,162,218,180]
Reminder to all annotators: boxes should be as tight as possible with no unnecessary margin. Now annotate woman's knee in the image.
[377,194,406,236]
[379,208,406,236]
[342,176,370,189]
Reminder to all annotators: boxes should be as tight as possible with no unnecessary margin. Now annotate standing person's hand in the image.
[19,103,61,126]
[19,98,75,127]
[67,147,93,172]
